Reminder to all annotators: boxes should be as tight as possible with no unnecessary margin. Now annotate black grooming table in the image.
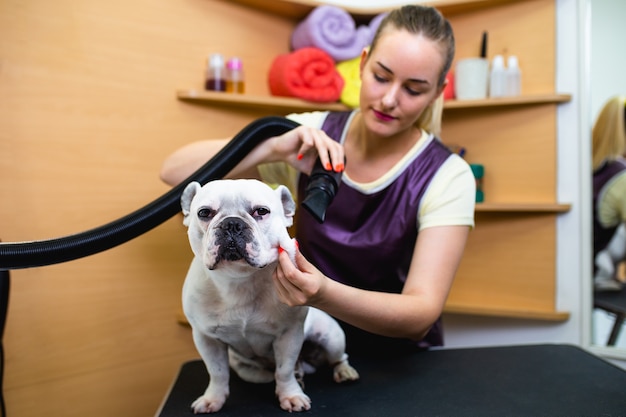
[156,344,626,416]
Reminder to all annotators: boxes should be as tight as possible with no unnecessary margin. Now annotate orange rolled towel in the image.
[268,47,344,103]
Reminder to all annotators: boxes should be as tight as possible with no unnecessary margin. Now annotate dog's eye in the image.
[252,207,270,220]
[197,208,215,220]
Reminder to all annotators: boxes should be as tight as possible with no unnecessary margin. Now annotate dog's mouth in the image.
[210,244,262,270]
[218,241,247,262]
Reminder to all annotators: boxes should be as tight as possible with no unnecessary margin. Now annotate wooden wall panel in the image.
[448,213,557,313]
[441,104,558,203]
[0,1,294,416]
[446,0,555,95]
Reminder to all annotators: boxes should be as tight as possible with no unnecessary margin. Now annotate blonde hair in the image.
[369,5,453,136]
[417,93,444,137]
[592,95,626,170]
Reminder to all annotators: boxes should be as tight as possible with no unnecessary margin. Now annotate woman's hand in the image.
[271,126,345,175]
[273,245,327,307]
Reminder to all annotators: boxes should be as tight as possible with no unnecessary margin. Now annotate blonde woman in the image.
[593,95,626,291]
[161,5,475,354]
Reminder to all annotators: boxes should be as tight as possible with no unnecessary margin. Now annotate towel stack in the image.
[268,6,387,106]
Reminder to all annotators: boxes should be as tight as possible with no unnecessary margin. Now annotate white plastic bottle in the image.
[489,55,506,98]
[506,55,521,96]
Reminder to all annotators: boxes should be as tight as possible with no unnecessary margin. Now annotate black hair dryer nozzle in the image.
[301,157,345,224]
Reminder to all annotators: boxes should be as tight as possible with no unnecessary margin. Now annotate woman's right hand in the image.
[271,126,345,175]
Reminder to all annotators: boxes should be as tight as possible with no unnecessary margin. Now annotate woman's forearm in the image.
[160,139,229,186]
[312,278,441,340]
[160,137,281,186]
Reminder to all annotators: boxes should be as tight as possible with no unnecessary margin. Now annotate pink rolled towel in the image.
[291,5,371,62]
[268,47,344,103]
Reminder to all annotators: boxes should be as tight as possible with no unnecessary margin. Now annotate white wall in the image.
[589,0,626,117]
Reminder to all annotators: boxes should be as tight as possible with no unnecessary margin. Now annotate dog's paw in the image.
[278,392,311,412]
[190,394,227,414]
[333,361,360,383]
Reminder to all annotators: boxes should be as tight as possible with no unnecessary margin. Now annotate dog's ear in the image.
[275,185,296,227]
[181,182,201,227]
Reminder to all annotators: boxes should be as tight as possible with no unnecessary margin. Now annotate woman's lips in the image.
[373,109,395,122]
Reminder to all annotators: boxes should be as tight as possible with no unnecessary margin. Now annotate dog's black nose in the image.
[221,218,246,234]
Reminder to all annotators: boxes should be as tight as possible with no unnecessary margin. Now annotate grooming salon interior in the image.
[1,0,625,415]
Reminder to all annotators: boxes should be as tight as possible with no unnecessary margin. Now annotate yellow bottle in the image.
[226,57,245,94]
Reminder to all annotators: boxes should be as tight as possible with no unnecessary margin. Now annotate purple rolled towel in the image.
[291,5,371,62]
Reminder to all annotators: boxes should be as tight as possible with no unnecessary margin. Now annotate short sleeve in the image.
[597,171,626,227]
[418,155,476,230]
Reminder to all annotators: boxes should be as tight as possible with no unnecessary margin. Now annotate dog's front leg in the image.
[273,321,311,412]
[191,330,230,414]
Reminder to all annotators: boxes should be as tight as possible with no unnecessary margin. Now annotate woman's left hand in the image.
[273,245,326,307]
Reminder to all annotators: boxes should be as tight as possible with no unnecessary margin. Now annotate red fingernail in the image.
[278,247,284,254]
[325,162,332,170]
[335,163,344,172]
[297,154,304,160]
[294,239,299,249]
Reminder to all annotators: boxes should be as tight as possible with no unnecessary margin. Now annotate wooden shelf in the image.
[177,90,347,113]
[227,0,524,20]
[177,90,571,114]
[444,302,570,322]
[444,94,572,109]
[475,203,571,213]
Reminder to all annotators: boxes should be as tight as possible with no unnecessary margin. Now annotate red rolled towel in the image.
[268,47,344,103]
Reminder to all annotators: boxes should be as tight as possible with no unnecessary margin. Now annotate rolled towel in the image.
[291,5,371,62]
[268,47,344,103]
[336,56,361,108]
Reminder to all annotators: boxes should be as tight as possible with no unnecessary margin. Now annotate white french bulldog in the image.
[181,179,359,414]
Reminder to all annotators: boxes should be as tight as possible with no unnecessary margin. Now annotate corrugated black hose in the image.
[0,116,299,270]
[0,268,8,417]
[0,116,299,417]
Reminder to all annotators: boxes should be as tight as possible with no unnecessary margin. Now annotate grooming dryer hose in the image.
[0,117,299,270]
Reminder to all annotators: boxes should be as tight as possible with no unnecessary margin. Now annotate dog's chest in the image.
[203,302,287,339]
[196,293,304,360]
[184,271,302,345]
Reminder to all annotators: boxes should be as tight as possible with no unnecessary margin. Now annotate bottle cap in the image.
[492,55,505,69]
[209,53,225,69]
[508,55,519,68]
[227,57,243,70]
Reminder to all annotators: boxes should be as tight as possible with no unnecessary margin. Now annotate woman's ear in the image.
[359,47,369,78]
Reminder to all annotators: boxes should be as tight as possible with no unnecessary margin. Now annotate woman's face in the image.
[359,28,446,137]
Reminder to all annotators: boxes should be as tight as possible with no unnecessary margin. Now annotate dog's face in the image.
[181,179,295,274]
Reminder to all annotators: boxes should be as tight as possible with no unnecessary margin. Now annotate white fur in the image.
[181,179,358,413]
